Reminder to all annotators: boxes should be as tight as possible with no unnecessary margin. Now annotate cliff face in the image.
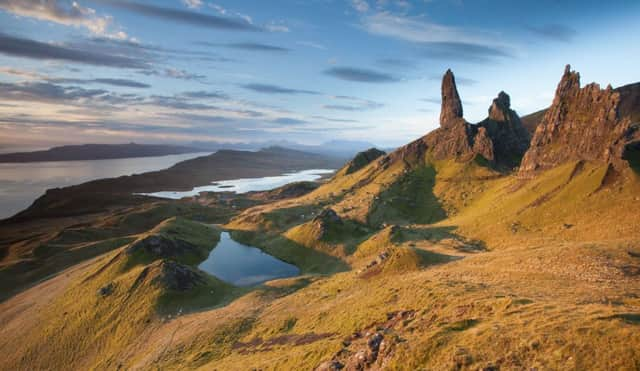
[420,70,530,168]
[520,65,640,175]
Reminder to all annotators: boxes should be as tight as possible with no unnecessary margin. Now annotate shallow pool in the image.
[199,232,300,286]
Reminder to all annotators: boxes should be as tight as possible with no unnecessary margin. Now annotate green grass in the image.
[367,165,446,227]
[229,230,350,275]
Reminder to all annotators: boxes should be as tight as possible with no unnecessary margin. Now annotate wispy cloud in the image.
[0,0,129,39]
[526,24,577,43]
[242,83,321,95]
[323,95,383,111]
[296,41,327,50]
[324,66,398,83]
[97,0,260,31]
[181,0,203,9]
[209,42,290,53]
[50,78,150,88]
[360,12,512,63]
[0,32,148,68]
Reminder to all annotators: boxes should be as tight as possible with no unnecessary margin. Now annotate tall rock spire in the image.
[519,64,638,176]
[440,69,464,127]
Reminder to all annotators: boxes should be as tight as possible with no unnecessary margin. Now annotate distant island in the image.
[0,143,204,163]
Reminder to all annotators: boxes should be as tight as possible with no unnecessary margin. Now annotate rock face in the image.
[520,65,640,175]
[155,260,205,291]
[126,234,199,259]
[440,69,464,127]
[419,69,530,168]
[345,148,386,174]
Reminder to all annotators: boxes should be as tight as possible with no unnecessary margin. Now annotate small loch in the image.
[199,232,300,286]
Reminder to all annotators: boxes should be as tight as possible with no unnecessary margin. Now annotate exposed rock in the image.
[300,208,345,242]
[315,360,344,371]
[125,234,199,259]
[440,69,464,127]
[345,148,386,174]
[520,65,640,175]
[261,181,319,199]
[314,208,342,225]
[154,260,205,291]
[472,127,495,162]
[97,282,115,297]
[477,91,531,166]
[411,69,530,168]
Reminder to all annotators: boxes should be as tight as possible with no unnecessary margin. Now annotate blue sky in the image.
[0,0,638,151]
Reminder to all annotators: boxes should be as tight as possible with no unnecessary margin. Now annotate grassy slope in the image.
[2,154,640,369]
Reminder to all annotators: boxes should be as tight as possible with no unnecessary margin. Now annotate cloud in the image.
[311,115,359,123]
[0,80,142,106]
[427,74,477,86]
[98,0,260,31]
[420,98,441,105]
[181,0,203,9]
[270,117,308,125]
[0,0,128,39]
[0,32,148,68]
[265,21,290,33]
[526,24,577,43]
[360,12,512,62]
[323,95,384,111]
[242,83,320,95]
[418,42,512,63]
[324,66,398,83]
[50,78,151,88]
[350,0,370,13]
[198,41,290,53]
[140,68,206,81]
[296,41,327,50]
[180,91,229,100]
[361,12,493,45]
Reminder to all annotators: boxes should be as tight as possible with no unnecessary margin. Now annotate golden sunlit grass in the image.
[1,155,640,370]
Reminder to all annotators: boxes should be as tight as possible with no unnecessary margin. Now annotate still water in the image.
[0,152,210,219]
[140,169,335,199]
[198,232,300,286]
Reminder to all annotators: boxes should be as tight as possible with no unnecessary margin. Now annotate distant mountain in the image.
[0,143,203,163]
[190,139,380,159]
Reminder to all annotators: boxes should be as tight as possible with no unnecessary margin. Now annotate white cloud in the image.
[181,0,203,9]
[360,11,496,46]
[0,0,129,39]
[350,0,370,13]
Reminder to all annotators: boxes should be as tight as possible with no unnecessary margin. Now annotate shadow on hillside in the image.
[599,313,640,325]
[367,166,447,227]
[396,225,487,253]
[623,141,640,176]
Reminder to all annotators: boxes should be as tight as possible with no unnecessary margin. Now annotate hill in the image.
[1,66,639,370]
[0,143,203,163]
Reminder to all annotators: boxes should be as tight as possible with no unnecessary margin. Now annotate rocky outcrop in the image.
[154,260,206,291]
[126,234,199,259]
[520,65,640,175]
[477,91,531,166]
[414,70,530,168]
[345,148,386,174]
[440,69,464,127]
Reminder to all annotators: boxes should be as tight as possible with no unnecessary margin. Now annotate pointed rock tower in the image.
[440,69,464,127]
[519,65,640,175]
[421,69,530,168]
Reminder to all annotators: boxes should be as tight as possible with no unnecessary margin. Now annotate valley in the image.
[1,66,639,370]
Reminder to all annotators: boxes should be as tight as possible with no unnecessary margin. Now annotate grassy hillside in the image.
[2,140,640,369]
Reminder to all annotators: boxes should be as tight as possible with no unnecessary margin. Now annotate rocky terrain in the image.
[520,65,640,175]
[0,66,639,370]
[422,70,530,168]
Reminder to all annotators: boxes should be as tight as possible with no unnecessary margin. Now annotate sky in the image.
[0,0,638,151]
